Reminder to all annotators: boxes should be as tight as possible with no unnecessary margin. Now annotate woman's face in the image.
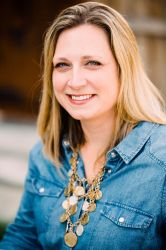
[52,24,120,123]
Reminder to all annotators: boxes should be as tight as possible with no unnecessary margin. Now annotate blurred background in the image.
[0,0,166,239]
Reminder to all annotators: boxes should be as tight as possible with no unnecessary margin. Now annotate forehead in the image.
[54,24,111,58]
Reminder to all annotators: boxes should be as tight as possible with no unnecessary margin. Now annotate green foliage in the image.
[0,223,7,240]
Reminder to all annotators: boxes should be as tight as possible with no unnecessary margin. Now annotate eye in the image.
[54,62,69,68]
[86,60,101,66]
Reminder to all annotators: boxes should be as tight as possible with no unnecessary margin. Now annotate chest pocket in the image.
[88,201,154,250]
[31,177,64,197]
[101,201,153,229]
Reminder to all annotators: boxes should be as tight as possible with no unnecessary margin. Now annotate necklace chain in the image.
[60,149,106,248]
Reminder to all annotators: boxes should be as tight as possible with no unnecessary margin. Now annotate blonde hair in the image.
[37,1,166,165]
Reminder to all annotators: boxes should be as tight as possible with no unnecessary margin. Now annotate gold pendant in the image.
[81,213,89,225]
[95,190,102,200]
[74,186,85,196]
[64,231,77,247]
[59,213,68,223]
[88,202,96,212]
[69,204,77,215]
[88,191,96,200]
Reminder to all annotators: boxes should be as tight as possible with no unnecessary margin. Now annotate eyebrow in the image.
[82,55,102,59]
[53,55,103,62]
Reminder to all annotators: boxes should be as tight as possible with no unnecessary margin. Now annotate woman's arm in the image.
[161,175,166,249]
[0,149,43,250]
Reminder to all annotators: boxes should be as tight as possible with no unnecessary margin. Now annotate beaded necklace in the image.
[59,149,106,247]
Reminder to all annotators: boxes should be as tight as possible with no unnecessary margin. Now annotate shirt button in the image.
[111,151,116,158]
[39,187,45,193]
[119,217,125,223]
[64,140,70,146]
[108,169,112,174]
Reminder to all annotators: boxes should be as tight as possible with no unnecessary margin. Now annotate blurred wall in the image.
[0,0,166,119]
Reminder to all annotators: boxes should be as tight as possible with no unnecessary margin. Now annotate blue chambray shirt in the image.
[0,121,166,249]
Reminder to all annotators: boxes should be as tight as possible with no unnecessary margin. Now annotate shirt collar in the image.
[107,121,159,164]
[62,121,159,165]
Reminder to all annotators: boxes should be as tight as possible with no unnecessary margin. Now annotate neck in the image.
[80,114,116,154]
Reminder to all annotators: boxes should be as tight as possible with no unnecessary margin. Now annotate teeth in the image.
[71,94,93,101]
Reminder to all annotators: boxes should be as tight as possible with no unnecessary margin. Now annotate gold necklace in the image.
[59,149,106,248]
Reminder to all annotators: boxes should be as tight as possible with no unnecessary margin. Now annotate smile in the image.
[70,94,93,101]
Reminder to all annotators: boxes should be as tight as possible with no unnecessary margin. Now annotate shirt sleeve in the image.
[161,174,166,248]
[0,149,43,250]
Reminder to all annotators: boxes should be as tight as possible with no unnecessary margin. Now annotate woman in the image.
[0,1,166,249]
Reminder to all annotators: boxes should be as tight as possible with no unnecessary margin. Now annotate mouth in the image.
[70,94,94,100]
[66,94,96,104]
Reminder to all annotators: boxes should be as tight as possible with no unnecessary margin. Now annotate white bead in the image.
[76,224,84,236]
[39,187,45,193]
[69,195,78,205]
[68,169,73,177]
[119,217,125,223]
[82,201,89,211]
[62,200,69,209]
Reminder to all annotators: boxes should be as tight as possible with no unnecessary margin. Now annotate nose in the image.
[67,67,87,89]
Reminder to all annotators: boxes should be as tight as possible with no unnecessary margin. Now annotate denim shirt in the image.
[0,121,166,250]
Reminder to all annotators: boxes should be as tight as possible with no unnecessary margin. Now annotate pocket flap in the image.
[26,177,63,197]
[102,202,153,229]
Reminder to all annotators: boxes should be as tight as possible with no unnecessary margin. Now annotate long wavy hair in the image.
[37,1,166,166]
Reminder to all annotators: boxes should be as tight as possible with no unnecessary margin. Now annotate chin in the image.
[68,112,91,121]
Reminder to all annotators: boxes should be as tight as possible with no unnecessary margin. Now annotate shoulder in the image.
[28,140,55,177]
[149,124,166,149]
[30,140,43,159]
[148,124,166,168]
[29,140,49,167]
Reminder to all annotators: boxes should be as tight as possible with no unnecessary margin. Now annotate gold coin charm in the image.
[88,191,96,200]
[81,213,89,225]
[88,202,96,212]
[69,204,77,215]
[59,213,68,223]
[95,190,103,200]
[64,231,78,247]
[74,186,85,196]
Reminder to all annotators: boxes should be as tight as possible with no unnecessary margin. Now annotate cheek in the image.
[52,74,64,93]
